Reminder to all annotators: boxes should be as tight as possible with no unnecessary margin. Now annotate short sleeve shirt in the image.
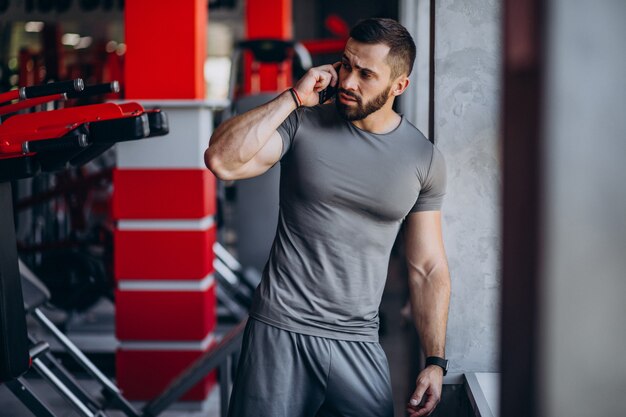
[250,104,446,341]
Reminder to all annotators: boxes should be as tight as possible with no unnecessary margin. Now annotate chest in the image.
[281,128,423,221]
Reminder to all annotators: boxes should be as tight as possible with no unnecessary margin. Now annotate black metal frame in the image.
[19,259,248,417]
[5,378,57,417]
[141,319,247,417]
[0,182,30,381]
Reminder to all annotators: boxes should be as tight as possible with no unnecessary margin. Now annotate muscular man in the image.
[206,18,450,417]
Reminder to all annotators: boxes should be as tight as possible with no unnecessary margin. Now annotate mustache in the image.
[338,88,361,102]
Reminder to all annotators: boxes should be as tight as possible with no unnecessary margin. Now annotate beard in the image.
[335,85,392,121]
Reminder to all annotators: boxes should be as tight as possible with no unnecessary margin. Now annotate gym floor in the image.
[0,249,417,417]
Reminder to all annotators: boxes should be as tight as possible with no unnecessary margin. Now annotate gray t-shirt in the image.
[250,104,446,342]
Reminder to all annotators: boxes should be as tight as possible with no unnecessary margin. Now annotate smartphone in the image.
[319,84,338,104]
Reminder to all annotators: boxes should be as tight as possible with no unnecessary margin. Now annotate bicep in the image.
[404,211,447,272]
[227,130,284,180]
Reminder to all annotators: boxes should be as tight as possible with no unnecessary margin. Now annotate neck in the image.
[350,101,401,134]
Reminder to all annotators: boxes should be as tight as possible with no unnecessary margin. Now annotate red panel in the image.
[246,0,292,39]
[244,0,293,93]
[112,169,216,219]
[301,39,347,55]
[125,0,207,99]
[116,284,216,341]
[117,347,217,401]
[114,228,215,280]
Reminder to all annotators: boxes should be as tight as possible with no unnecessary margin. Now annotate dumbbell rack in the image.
[0,80,91,382]
[0,79,93,417]
[0,79,167,417]
[0,79,248,417]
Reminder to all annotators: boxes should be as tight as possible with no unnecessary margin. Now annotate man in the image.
[206,18,450,417]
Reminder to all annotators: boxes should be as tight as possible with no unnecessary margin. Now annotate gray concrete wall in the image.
[434,0,501,372]
[400,0,431,137]
[539,1,626,416]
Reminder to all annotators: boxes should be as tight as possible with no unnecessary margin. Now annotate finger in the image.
[409,382,428,409]
[322,70,333,88]
[317,64,338,87]
[407,405,423,417]
[414,397,439,416]
[314,71,332,92]
[329,61,341,86]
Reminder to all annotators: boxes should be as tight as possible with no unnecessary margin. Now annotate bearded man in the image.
[206,17,451,417]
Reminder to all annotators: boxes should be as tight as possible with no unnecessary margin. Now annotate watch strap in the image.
[425,356,449,376]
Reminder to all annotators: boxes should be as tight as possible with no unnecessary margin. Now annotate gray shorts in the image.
[228,318,394,417]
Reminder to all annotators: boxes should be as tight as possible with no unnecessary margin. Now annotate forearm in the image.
[404,212,449,416]
[408,264,451,358]
[205,90,296,176]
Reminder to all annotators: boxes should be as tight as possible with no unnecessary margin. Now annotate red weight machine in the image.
[0,78,168,417]
[2,79,170,315]
[0,79,168,181]
[0,76,244,416]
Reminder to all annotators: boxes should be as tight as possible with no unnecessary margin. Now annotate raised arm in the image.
[404,210,451,417]
[205,64,338,181]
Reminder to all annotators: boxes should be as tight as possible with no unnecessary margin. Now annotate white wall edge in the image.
[118,274,215,292]
[117,215,214,231]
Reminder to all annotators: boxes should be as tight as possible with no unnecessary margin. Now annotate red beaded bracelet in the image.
[288,87,302,107]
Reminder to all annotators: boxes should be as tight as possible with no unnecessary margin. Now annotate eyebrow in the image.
[342,54,376,76]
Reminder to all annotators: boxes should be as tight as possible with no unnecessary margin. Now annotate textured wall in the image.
[434,0,501,372]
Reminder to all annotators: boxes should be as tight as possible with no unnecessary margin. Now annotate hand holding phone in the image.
[318,62,341,104]
[318,84,338,104]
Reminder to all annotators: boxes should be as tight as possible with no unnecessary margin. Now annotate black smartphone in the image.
[319,84,338,104]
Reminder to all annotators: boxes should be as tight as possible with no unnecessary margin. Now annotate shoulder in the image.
[279,104,335,134]
[393,119,447,187]
[396,118,440,165]
[295,103,342,127]
[401,118,433,148]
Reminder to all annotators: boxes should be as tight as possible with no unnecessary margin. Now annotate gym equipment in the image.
[17,258,247,417]
[15,167,116,313]
[5,230,111,416]
[0,81,121,118]
[214,242,261,292]
[0,79,152,415]
[20,259,140,417]
[0,101,164,169]
[0,141,108,416]
[2,80,168,312]
[0,79,86,384]
[0,80,167,178]
[0,78,245,417]
[34,249,110,312]
[0,79,84,104]
[0,183,30,383]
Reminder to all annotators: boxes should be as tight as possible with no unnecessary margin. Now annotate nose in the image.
[340,69,358,91]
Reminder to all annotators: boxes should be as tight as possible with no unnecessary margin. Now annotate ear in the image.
[391,75,410,97]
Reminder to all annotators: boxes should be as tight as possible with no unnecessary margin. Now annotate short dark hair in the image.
[349,18,416,78]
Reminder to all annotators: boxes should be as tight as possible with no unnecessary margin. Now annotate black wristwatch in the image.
[425,356,449,376]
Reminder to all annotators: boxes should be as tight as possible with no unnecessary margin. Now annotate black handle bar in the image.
[24,134,90,154]
[19,79,84,100]
[66,81,120,99]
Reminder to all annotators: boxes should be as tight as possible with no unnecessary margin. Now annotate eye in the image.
[360,71,372,79]
[342,61,351,70]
